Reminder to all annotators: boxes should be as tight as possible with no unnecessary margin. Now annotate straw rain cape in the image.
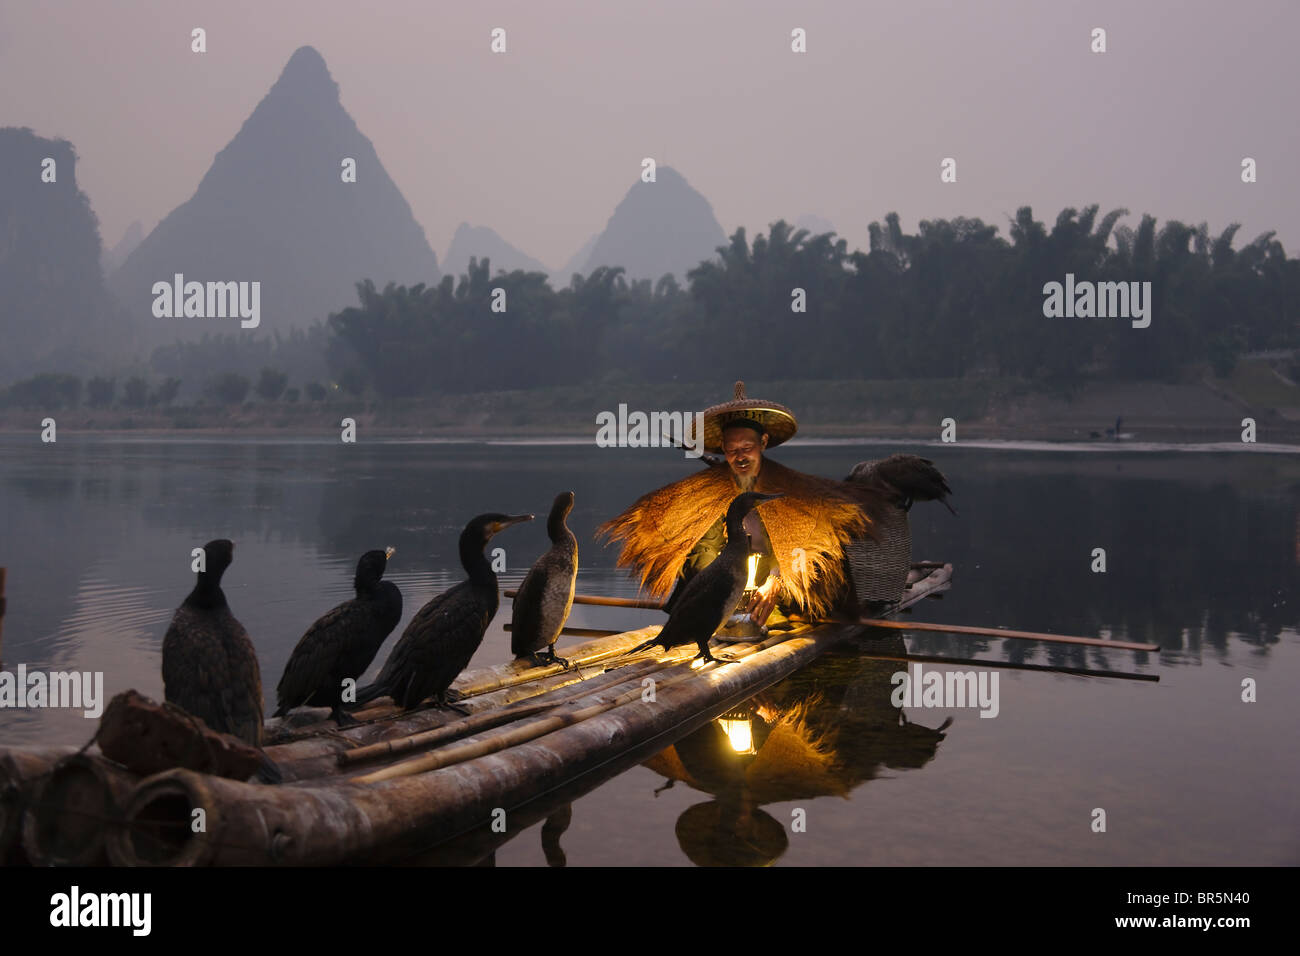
[597,459,874,619]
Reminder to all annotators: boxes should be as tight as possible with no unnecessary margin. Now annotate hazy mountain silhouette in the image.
[0,127,122,384]
[101,219,143,275]
[552,231,600,287]
[442,222,549,280]
[583,167,726,283]
[108,46,439,347]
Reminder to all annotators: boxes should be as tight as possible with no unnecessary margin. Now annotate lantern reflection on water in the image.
[716,706,757,755]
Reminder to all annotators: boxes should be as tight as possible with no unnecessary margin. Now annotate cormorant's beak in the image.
[494,514,535,534]
[756,492,785,502]
[384,547,396,560]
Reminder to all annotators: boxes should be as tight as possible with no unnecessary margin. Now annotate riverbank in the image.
[2,374,1297,444]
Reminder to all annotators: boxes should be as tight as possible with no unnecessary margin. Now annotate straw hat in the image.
[697,381,798,453]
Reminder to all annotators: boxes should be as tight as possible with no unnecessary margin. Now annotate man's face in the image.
[722,425,767,485]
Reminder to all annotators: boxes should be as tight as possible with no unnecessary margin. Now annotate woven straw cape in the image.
[598,381,874,618]
[693,381,798,453]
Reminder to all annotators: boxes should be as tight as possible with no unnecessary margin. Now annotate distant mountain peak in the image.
[443,223,549,279]
[272,46,338,101]
[583,165,726,283]
[107,45,438,346]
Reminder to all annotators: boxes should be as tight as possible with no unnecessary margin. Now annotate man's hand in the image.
[748,576,781,626]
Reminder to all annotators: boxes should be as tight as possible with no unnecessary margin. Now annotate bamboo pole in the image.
[350,663,700,784]
[511,563,948,613]
[504,590,666,611]
[268,666,626,781]
[271,635,679,781]
[107,622,863,866]
[518,575,1154,654]
[351,632,794,783]
[338,659,664,767]
[264,625,664,759]
[857,617,1160,653]
[503,624,622,639]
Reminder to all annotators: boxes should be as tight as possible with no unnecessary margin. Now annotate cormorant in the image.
[627,492,784,664]
[845,454,956,515]
[161,539,265,747]
[355,512,534,710]
[273,548,402,725]
[511,491,578,668]
[842,454,955,613]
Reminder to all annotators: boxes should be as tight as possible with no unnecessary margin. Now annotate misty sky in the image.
[3,0,1297,272]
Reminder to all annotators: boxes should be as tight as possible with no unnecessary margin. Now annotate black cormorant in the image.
[355,512,534,710]
[161,539,265,747]
[511,491,578,668]
[845,454,956,515]
[843,454,955,612]
[627,492,783,664]
[273,547,402,725]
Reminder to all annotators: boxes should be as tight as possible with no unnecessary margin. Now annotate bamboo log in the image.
[21,752,138,866]
[273,652,680,781]
[266,625,663,745]
[268,671,600,781]
[337,659,665,767]
[858,617,1160,652]
[263,626,664,767]
[350,662,700,784]
[107,622,864,866]
[0,747,76,864]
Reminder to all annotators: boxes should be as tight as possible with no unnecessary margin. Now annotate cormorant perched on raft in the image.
[161,539,266,748]
[512,491,578,668]
[845,454,956,515]
[354,512,534,711]
[841,454,956,613]
[274,548,403,725]
[627,492,784,664]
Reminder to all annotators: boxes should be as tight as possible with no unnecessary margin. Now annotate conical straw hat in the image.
[695,381,798,453]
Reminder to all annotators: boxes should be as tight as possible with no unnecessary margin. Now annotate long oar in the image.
[855,617,1159,653]
[503,623,624,639]
[503,590,663,610]
[856,650,1159,682]
[516,626,1157,681]
[521,589,1160,654]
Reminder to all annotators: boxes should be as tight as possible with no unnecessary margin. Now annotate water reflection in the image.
[644,635,952,866]
[1,437,1297,865]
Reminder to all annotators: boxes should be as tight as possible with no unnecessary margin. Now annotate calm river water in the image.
[1,436,1297,865]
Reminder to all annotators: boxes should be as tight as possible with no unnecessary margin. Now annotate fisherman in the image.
[599,382,874,628]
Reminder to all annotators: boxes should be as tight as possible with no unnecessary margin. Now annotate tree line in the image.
[0,369,333,410]
[6,203,1296,405]
[326,206,1299,397]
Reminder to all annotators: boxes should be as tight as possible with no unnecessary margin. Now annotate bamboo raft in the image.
[0,561,1046,866]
